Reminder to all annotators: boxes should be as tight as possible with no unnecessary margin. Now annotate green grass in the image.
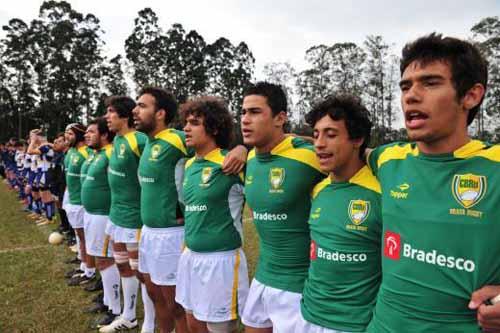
[0,182,259,332]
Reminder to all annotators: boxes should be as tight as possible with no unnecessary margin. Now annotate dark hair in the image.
[89,116,116,143]
[105,95,136,127]
[243,81,288,116]
[138,87,178,125]
[306,94,372,159]
[66,123,86,143]
[181,96,234,149]
[55,132,65,140]
[401,33,488,125]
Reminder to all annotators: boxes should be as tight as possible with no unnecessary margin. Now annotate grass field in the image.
[0,182,259,332]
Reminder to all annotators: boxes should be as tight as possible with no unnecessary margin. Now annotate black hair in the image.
[181,96,234,149]
[138,87,178,125]
[105,95,136,127]
[88,116,116,143]
[243,81,288,116]
[401,33,488,125]
[306,94,372,159]
[65,123,86,143]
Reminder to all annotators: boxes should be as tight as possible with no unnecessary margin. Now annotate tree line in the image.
[0,1,498,144]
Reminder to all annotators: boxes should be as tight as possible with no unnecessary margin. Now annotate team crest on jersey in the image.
[72,155,80,165]
[348,200,370,225]
[119,143,126,157]
[269,168,285,193]
[452,174,487,209]
[201,167,212,185]
[150,144,161,161]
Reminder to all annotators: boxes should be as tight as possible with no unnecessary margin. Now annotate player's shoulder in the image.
[273,136,321,172]
[312,177,331,199]
[155,129,188,155]
[368,141,417,169]
[349,165,381,194]
[454,140,500,163]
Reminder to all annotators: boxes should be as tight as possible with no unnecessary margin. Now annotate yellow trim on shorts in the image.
[230,249,241,320]
[136,229,142,242]
[102,235,110,257]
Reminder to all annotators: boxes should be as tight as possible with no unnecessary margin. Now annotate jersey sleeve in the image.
[366,142,406,176]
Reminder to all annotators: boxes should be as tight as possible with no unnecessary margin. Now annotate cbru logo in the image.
[384,231,401,260]
[452,174,486,209]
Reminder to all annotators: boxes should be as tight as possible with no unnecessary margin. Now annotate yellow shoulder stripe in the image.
[185,156,196,169]
[273,136,322,172]
[247,149,256,161]
[155,129,187,155]
[349,165,381,194]
[377,143,418,169]
[103,144,113,159]
[78,146,89,159]
[124,131,140,157]
[204,148,224,166]
[312,177,331,199]
[454,140,500,162]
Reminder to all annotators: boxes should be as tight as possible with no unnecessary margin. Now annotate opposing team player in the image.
[365,34,500,332]
[175,96,249,333]
[296,95,381,333]
[240,82,325,332]
[100,96,155,333]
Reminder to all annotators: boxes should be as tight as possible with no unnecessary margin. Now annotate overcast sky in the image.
[1,0,498,76]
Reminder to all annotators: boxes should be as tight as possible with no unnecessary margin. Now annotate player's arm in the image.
[27,137,42,155]
[222,145,247,174]
[469,285,500,331]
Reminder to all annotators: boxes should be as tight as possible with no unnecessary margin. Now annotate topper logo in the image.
[384,231,401,260]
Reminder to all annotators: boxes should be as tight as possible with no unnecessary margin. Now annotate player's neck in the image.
[417,131,470,155]
[330,157,365,183]
[149,124,167,138]
[117,126,134,136]
[75,141,85,149]
[195,141,218,159]
[255,132,286,154]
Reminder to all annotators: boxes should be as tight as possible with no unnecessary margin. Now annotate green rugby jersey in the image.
[245,136,325,293]
[80,149,95,185]
[366,140,500,333]
[301,166,382,332]
[108,131,147,229]
[66,145,92,205]
[81,144,112,215]
[183,148,244,252]
[138,128,193,228]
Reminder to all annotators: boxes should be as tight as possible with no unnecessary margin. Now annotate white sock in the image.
[121,276,139,321]
[80,261,86,272]
[76,236,81,259]
[85,266,96,278]
[141,283,155,331]
[101,265,121,315]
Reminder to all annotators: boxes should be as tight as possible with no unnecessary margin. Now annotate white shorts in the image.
[295,314,357,333]
[62,189,69,210]
[84,212,113,258]
[138,226,184,286]
[241,278,302,332]
[106,220,141,244]
[65,203,84,229]
[176,248,249,322]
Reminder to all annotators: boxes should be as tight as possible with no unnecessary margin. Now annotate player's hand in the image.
[222,145,247,174]
[469,285,500,332]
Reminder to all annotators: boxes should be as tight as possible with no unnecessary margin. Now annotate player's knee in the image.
[206,320,238,333]
[113,251,129,265]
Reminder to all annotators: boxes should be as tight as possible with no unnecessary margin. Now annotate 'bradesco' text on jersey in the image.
[108,131,147,229]
[366,140,500,333]
[138,128,192,228]
[65,146,92,205]
[245,136,325,293]
[301,166,382,332]
[81,145,112,215]
[183,148,244,252]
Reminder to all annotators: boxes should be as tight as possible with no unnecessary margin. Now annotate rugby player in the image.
[295,95,381,333]
[365,34,500,332]
[240,82,325,332]
[175,96,249,333]
[64,123,96,285]
[133,88,247,333]
[100,96,155,333]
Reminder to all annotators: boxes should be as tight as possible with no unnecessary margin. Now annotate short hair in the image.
[305,94,372,159]
[55,132,65,140]
[181,96,234,149]
[243,81,287,116]
[88,117,115,143]
[65,123,86,143]
[105,95,136,127]
[138,87,178,125]
[400,33,488,125]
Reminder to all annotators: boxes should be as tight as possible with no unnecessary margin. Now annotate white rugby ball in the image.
[48,232,64,245]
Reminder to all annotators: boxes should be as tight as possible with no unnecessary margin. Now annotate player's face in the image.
[53,137,65,152]
[105,106,124,133]
[85,124,100,149]
[241,95,286,148]
[400,60,467,147]
[313,115,361,175]
[133,94,157,135]
[184,114,213,149]
[64,130,76,147]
